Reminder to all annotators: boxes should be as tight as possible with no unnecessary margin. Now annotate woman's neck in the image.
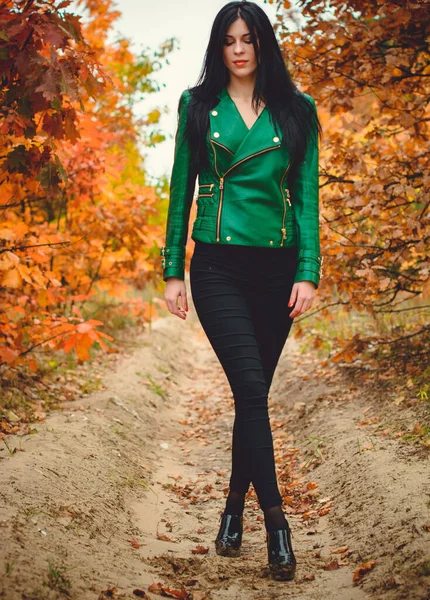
[226,74,257,101]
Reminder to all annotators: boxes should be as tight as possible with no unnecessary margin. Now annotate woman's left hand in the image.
[288,281,317,318]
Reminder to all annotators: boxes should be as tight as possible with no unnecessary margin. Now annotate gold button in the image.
[212,110,218,116]
[273,136,280,143]
[226,236,231,241]
[213,132,220,138]
[269,240,273,244]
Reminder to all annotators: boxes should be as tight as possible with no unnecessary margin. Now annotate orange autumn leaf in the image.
[191,545,209,554]
[353,560,377,581]
[306,481,318,490]
[148,581,190,599]
[128,538,145,549]
[330,545,349,554]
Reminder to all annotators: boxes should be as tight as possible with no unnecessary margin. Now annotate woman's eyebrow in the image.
[225,33,251,38]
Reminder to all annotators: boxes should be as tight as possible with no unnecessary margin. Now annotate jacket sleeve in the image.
[160,89,197,281]
[289,94,323,289]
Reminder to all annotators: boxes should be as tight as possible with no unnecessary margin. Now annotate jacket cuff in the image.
[160,245,185,281]
[294,255,324,289]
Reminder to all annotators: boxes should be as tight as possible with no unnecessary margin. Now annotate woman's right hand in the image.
[164,277,188,320]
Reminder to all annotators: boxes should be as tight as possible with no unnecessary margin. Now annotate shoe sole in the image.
[269,563,296,581]
[214,541,241,557]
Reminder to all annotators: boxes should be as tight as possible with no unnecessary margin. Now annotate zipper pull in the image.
[285,189,292,207]
[220,177,224,190]
[211,183,214,190]
[281,228,287,240]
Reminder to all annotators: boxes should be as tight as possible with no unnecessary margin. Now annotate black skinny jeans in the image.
[190,239,298,511]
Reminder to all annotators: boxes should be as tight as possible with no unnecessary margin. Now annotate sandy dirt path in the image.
[1,284,429,600]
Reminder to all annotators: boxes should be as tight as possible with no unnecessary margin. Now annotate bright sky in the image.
[112,0,279,182]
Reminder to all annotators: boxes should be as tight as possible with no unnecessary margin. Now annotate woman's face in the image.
[222,17,258,79]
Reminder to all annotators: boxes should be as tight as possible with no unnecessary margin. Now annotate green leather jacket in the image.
[160,86,322,287]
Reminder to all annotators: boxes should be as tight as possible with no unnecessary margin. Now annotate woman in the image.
[160,0,322,581]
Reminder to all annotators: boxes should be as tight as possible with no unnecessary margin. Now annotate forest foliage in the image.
[271,0,429,363]
[0,0,174,371]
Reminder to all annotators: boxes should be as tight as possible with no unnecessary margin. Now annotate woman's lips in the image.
[233,60,248,66]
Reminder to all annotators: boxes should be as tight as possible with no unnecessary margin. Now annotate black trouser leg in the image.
[190,240,297,511]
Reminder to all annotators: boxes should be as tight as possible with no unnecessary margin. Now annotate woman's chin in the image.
[228,66,256,78]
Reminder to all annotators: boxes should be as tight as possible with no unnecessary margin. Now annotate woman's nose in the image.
[233,43,245,54]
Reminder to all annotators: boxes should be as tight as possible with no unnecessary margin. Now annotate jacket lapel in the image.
[208,87,248,156]
[230,107,282,169]
[209,87,282,173]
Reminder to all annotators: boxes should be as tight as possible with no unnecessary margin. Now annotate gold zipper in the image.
[212,140,234,154]
[213,143,281,242]
[216,177,224,241]
[197,183,214,201]
[209,138,223,241]
[279,164,291,246]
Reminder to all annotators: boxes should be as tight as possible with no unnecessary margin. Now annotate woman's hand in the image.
[288,280,317,318]
[164,277,188,320]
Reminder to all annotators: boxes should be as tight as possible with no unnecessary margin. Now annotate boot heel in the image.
[214,511,243,557]
[266,522,297,580]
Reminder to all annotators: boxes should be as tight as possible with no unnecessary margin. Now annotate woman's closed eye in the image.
[223,38,252,46]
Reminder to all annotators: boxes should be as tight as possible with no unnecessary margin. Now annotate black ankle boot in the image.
[266,521,296,580]
[214,511,243,557]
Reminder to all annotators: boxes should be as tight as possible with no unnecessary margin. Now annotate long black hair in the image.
[180,0,322,183]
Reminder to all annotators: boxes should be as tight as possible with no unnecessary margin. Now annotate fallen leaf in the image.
[128,537,145,549]
[306,481,318,489]
[330,545,349,554]
[147,581,190,599]
[412,423,425,436]
[191,544,209,554]
[353,560,377,581]
[148,582,163,594]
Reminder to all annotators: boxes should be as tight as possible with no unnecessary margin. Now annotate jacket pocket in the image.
[197,183,215,198]
[192,215,214,232]
[196,184,216,215]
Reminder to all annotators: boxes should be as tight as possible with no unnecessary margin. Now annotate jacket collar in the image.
[209,86,282,170]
